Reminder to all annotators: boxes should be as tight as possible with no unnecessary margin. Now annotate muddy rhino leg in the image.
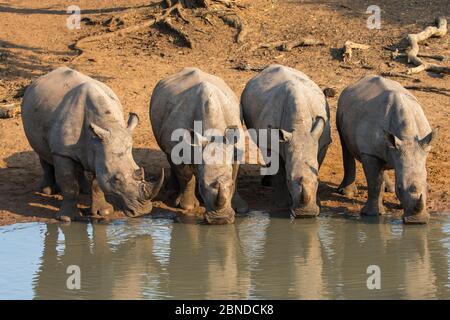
[53,155,82,222]
[91,178,114,216]
[39,157,58,195]
[361,154,385,216]
[273,156,291,208]
[383,171,395,193]
[231,163,248,214]
[337,138,357,197]
[169,159,199,211]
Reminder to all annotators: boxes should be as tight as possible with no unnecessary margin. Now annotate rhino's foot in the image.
[273,196,291,208]
[403,213,430,224]
[232,193,249,214]
[175,193,200,211]
[361,204,385,216]
[56,201,82,222]
[337,183,357,197]
[55,210,82,223]
[91,202,114,217]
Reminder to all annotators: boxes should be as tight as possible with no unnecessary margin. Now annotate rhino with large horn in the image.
[21,67,164,222]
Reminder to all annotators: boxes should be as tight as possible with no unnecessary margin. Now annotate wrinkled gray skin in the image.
[337,75,438,224]
[241,65,331,218]
[21,67,164,222]
[150,67,248,224]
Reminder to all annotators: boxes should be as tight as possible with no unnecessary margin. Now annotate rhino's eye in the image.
[111,174,124,183]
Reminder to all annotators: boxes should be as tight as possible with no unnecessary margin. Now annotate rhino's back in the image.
[337,75,430,159]
[150,68,241,151]
[21,67,122,161]
[242,64,327,130]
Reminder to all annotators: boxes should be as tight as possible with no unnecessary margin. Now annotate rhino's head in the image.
[189,127,239,225]
[89,113,164,217]
[278,117,325,218]
[385,128,438,224]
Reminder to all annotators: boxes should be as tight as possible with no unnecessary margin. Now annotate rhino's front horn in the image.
[216,183,227,208]
[143,169,165,200]
[413,194,425,214]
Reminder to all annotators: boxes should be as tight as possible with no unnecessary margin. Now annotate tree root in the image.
[342,41,370,62]
[156,18,193,48]
[70,0,247,59]
[218,13,246,43]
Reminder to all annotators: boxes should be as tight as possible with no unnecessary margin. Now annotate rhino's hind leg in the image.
[337,138,357,197]
[39,157,58,195]
[361,155,385,216]
[383,171,395,193]
[171,162,200,211]
[91,178,114,216]
[53,156,82,222]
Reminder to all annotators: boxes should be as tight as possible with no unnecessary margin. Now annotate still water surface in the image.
[0,212,449,299]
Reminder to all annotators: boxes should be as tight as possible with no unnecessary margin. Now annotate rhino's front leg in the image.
[231,163,248,214]
[361,154,385,216]
[53,155,82,222]
[91,178,114,216]
[273,157,291,208]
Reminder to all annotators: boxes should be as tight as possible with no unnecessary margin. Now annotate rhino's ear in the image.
[419,127,439,151]
[224,126,240,145]
[185,129,208,147]
[384,130,402,149]
[279,129,293,143]
[90,123,110,140]
[127,113,139,132]
[311,117,325,140]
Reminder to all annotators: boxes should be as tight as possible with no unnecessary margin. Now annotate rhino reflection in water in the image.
[31,217,449,299]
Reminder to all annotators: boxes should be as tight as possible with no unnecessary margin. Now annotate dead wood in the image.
[405,85,450,96]
[404,17,449,74]
[0,103,20,119]
[258,38,324,52]
[342,41,370,62]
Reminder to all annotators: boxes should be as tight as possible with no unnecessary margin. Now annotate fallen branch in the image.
[389,49,447,61]
[405,85,450,96]
[404,17,449,75]
[0,103,20,119]
[380,71,414,79]
[259,38,324,52]
[342,41,370,62]
[233,62,267,72]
